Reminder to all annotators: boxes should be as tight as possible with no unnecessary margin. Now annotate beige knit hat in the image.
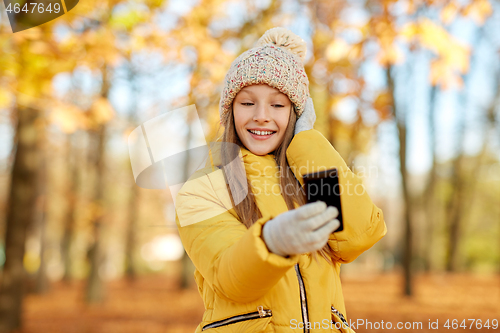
[219,27,310,125]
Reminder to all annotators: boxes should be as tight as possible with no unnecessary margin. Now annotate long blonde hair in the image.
[213,101,339,266]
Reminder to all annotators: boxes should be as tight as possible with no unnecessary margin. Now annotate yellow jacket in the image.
[175,129,387,332]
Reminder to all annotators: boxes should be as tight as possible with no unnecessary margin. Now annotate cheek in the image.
[233,108,245,128]
[277,111,291,132]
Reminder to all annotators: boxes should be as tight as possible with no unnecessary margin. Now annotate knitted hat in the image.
[219,27,310,125]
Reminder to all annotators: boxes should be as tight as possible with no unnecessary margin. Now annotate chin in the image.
[246,144,275,156]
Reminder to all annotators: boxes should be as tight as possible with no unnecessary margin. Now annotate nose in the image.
[252,104,271,123]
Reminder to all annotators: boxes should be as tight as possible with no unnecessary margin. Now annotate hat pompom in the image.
[256,27,307,63]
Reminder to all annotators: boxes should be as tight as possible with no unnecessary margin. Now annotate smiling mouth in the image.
[247,129,277,136]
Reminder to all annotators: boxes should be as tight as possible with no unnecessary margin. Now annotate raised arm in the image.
[286,129,387,263]
[175,168,299,303]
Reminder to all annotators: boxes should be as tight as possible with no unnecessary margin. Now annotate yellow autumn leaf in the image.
[406,0,416,15]
[49,102,86,133]
[409,18,470,75]
[348,42,364,62]
[443,43,470,73]
[313,29,334,47]
[0,89,12,109]
[373,17,396,42]
[209,62,227,83]
[400,22,418,41]
[373,91,393,120]
[198,40,220,63]
[441,1,459,25]
[418,19,450,52]
[429,58,464,90]
[29,40,51,55]
[89,97,115,125]
[330,94,346,109]
[462,0,493,25]
[358,22,371,39]
[377,44,404,67]
[326,39,349,63]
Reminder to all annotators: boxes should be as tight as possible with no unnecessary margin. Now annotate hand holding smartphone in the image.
[303,168,344,232]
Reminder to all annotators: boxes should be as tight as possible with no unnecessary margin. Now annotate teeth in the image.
[249,129,275,136]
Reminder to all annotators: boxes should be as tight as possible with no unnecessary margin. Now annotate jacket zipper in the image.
[331,306,350,328]
[201,306,272,331]
[295,263,310,333]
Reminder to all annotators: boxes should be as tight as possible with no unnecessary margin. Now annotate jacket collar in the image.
[205,142,278,178]
[240,146,278,178]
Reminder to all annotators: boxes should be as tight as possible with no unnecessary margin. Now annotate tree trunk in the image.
[422,85,438,272]
[34,133,49,294]
[24,124,49,295]
[35,196,49,294]
[0,105,40,332]
[386,66,414,296]
[444,85,468,272]
[86,66,110,303]
[62,134,79,282]
[125,184,138,280]
[444,28,481,272]
[445,156,467,272]
[86,124,107,303]
[124,61,139,281]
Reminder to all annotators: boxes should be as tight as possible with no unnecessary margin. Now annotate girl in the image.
[175,27,387,333]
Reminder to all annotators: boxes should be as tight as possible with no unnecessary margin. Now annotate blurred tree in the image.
[0,104,41,332]
[0,19,79,330]
[55,0,167,299]
[361,0,493,294]
[32,116,49,294]
[85,68,112,303]
[386,64,415,296]
[307,0,349,148]
[124,60,140,281]
[61,132,80,282]
[422,85,438,272]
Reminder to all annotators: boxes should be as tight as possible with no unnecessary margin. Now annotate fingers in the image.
[312,218,340,239]
[295,201,326,220]
[300,219,339,252]
[305,206,339,231]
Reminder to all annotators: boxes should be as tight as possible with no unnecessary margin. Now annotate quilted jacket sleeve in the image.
[174,168,300,303]
[286,129,387,264]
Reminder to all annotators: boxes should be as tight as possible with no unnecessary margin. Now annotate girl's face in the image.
[233,84,292,156]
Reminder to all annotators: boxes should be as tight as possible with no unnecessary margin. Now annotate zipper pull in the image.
[331,306,349,326]
[257,305,271,317]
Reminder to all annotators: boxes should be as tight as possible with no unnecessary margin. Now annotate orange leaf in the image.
[49,101,86,133]
[441,1,459,25]
[373,91,393,120]
[89,98,115,125]
[462,0,493,25]
[326,39,349,63]
[376,44,404,67]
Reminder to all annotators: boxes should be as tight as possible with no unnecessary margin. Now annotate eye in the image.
[273,104,284,108]
[241,102,254,106]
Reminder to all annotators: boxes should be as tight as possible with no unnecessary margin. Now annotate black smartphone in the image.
[302,168,343,232]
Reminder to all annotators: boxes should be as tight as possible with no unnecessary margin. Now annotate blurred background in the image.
[0,0,499,332]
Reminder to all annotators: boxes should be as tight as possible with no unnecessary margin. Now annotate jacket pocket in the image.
[331,306,356,333]
[202,306,272,332]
